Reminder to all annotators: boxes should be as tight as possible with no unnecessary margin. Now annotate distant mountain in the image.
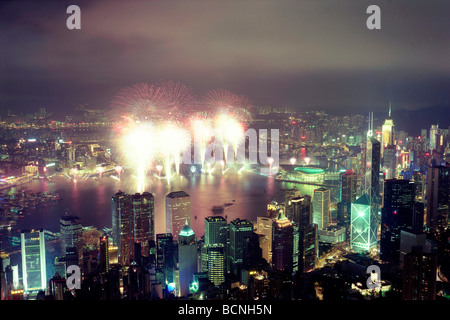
[373,104,450,136]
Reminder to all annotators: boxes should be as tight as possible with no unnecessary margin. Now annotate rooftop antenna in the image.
[367,112,374,137]
[388,101,392,117]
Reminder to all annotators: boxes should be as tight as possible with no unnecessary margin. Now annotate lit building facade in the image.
[229,219,253,277]
[341,170,357,204]
[166,191,191,242]
[206,244,226,286]
[350,194,377,252]
[364,130,381,230]
[256,216,273,264]
[271,212,293,272]
[426,165,450,231]
[60,215,83,266]
[313,187,330,230]
[381,105,394,157]
[204,216,227,247]
[112,190,155,265]
[290,195,317,273]
[178,222,197,297]
[21,229,47,293]
[380,179,415,262]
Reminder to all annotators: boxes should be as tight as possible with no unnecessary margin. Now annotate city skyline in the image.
[1,0,449,306]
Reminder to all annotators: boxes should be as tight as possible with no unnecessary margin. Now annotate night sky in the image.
[0,0,449,118]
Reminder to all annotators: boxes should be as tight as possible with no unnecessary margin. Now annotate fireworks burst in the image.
[110,81,253,192]
[155,122,191,183]
[203,88,253,124]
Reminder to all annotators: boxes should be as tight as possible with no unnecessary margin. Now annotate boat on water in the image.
[211,205,224,214]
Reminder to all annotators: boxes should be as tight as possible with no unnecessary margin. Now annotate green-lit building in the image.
[350,194,378,252]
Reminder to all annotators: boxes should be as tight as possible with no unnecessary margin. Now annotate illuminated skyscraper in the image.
[178,221,197,298]
[341,170,357,204]
[429,124,439,151]
[382,145,397,180]
[380,179,415,263]
[271,212,293,272]
[166,191,191,242]
[131,191,155,256]
[229,218,253,277]
[256,216,273,264]
[364,114,381,229]
[290,195,317,273]
[60,215,83,266]
[350,194,377,252]
[21,229,47,293]
[99,235,109,275]
[112,191,155,265]
[426,165,450,231]
[156,233,173,272]
[313,187,330,230]
[112,191,132,265]
[381,103,395,157]
[206,244,225,286]
[204,216,227,247]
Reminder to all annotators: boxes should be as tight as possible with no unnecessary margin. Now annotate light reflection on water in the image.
[6,172,318,238]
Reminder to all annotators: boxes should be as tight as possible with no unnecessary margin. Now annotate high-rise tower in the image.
[380,179,415,262]
[166,191,191,242]
[313,187,330,230]
[21,229,47,293]
[271,212,293,272]
[381,103,395,157]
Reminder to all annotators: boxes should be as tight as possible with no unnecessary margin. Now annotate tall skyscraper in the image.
[380,179,415,263]
[313,187,330,230]
[229,218,253,278]
[256,216,273,264]
[364,116,381,229]
[412,171,425,202]
[99,235,109,275]
[290,195,317,273]
[112,191,155,265]
[131,191,155,256]
[381,103,395,157]
[429,124,439,151]
[382,145,397,180]
[426,165,450,231]
[206,244,225,286]
[204,216,227,247]
[177,221,197,298]
[156,233,173,272]
[60,215,83,266]
[166,191,191,242]
[402,246,437,300]
[350,194,377,252]
[112,191,132,265]
[341,170,357,204]
[21,229,47,293]
[271,212,293,272]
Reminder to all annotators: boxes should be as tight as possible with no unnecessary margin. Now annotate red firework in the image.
[155,80,199,123]
[202,88,253,123]
[110,82,166,123]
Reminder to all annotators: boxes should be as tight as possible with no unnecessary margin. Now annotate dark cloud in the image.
[0,0,449,117]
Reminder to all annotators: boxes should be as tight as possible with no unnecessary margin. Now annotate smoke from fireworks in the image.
[110,81,253,192]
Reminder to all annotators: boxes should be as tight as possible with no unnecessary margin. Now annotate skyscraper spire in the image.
[388,101,392,117]
[367,112,374,137]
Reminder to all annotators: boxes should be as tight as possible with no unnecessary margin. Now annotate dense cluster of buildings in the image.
[0,107,449,300]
